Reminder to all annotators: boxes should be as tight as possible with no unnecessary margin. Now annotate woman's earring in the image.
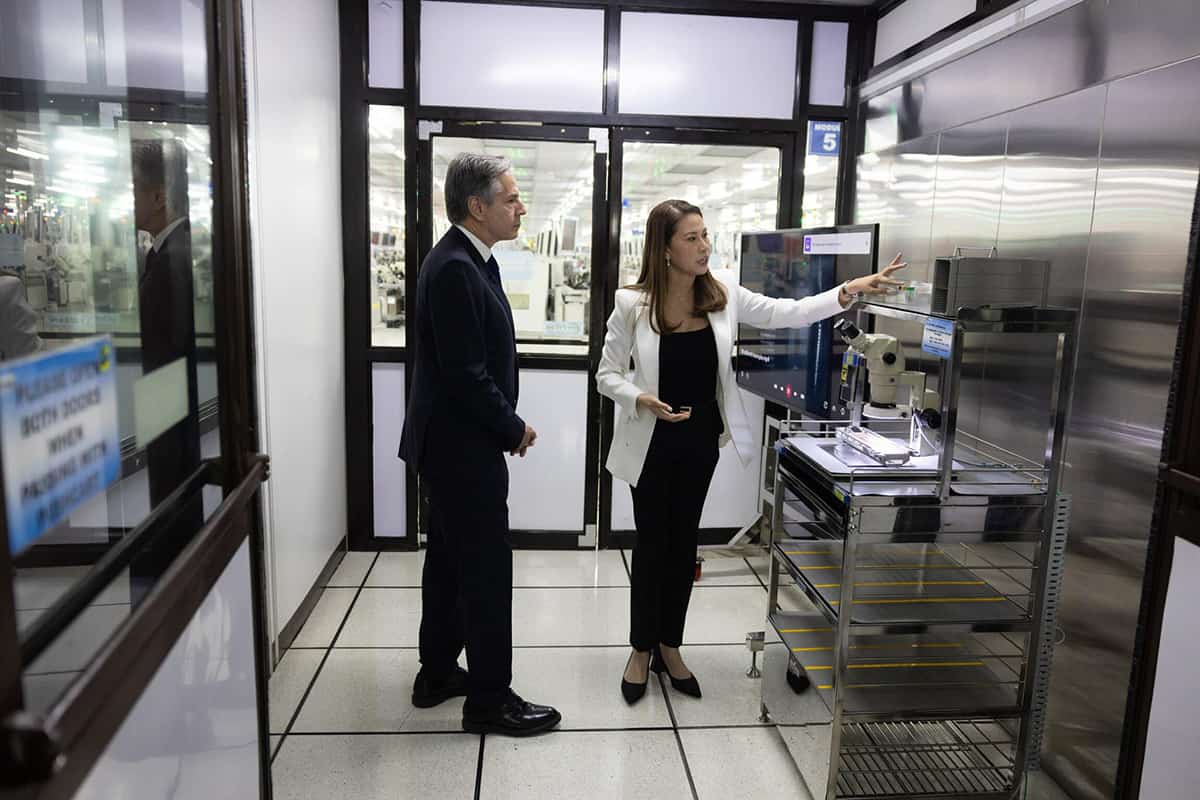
[666,253,672,267]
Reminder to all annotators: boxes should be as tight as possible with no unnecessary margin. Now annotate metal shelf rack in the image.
[760,302,1076,800]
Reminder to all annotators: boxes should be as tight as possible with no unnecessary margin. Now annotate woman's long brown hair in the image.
[630,199,727,334]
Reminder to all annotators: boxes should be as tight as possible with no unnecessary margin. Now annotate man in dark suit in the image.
[129,137,203,600]
[400,153,560,736]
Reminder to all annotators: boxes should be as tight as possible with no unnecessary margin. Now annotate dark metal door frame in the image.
[414,121,610,546]
[597,125,797,548]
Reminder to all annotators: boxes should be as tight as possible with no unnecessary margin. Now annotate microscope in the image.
[833,319,942,465]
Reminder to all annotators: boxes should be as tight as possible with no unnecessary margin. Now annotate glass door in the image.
[2,0,266,796]
[415,124,607,543]
[602,129,792,545]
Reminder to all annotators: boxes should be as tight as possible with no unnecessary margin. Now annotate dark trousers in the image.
[417,459,514,709]
[629,421,720,651]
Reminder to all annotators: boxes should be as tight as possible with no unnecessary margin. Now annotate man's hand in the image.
[511,423,537,457]
[636,393,691,423]
[841,252,908,306]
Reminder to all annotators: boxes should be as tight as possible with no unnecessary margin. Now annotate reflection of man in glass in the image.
[0,269,43,361]
[130,137,202,594]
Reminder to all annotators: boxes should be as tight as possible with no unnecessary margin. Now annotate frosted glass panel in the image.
[373,363,407,538]
[874,0,974,66]
[421,2,604,113]
[809,21,849,107]
[620,13,798,119]
[369,0,404,89]
[103,0,208,92]
[507,370,587,532]
[0,0,88,83]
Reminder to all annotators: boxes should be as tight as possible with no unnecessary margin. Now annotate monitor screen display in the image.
[735,224,878,417]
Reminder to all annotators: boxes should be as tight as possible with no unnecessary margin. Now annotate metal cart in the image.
[760,303,1076,800]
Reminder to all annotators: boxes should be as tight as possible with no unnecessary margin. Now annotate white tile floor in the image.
[268,548,1059,799]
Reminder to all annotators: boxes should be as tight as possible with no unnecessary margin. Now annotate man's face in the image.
[471,172,526,244]
[132,180,166,234]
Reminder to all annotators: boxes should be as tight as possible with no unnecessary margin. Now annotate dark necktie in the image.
[485,255,502,288]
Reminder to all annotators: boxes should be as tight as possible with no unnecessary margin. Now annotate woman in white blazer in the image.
[597,199,904,704]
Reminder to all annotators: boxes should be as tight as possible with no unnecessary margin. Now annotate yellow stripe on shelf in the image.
[793,642,963,654]
[805,661,985,671]
[829,597,1006,605]
[784,550,834,556]
[813,580,987,589]
[847,661,985,670]
[792,646,834,652]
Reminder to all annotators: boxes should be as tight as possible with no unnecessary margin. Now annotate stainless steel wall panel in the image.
[1047,60,1199,800]
[997,87,1105,309]
[877,134,940,282]
[929,119,1007,260]
[1103,0,1200,84]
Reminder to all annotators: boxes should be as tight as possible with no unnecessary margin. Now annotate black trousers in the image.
[417,456,514,709]
[629,420,720,651]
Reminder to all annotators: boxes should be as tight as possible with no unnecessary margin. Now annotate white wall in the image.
[242,0,346,644]
[1139,536,1200,799]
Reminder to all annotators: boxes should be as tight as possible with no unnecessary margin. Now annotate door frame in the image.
[413,121,611,547]
[597,125,799,548]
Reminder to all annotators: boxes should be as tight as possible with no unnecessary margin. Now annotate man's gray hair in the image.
[445,153,512,224]
[131,137,190,219]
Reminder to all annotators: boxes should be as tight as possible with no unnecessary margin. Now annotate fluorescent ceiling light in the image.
[6,146,49,160]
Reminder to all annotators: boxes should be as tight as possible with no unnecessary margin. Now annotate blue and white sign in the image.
[921,318,956,359]
[2,337,121,555]
[809,121,842,156]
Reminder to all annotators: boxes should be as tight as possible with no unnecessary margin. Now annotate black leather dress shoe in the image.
[411,665,469,709]
[462,693,562,736]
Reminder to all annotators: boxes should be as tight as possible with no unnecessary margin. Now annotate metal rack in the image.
[760,302,1076,800]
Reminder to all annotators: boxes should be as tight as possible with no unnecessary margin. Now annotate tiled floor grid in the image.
[269,548,1069,800]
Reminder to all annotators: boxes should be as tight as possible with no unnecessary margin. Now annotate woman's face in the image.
[666,213,712,279]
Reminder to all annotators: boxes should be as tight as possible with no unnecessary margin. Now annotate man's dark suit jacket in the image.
[399,226,525,487]
[139,220,201,508]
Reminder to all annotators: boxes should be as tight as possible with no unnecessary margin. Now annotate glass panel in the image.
[620,13,798,119]
[809,21,849,107]
[618,142,783,287]
[369,106,406,348]
[874,0,974,66]
[368,0,404,89]
[103,0,208,93]
[430,137,595,355]
[0,0,89,84]
[803,121,842,227]
[2,0,224,711]
[420,2,604,113]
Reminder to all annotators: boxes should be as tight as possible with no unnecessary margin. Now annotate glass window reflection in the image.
[618,142,782,287]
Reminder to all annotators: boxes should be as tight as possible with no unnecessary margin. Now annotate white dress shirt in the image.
[455,224,492,263]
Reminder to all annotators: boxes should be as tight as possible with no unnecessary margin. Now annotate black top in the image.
[399,227,525,481]
[656,324,723,439]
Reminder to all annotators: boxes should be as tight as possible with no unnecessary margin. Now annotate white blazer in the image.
[596,269,844,488]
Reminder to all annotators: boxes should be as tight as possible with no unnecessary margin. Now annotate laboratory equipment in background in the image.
[736,224,878,418]
[371,233,405,329]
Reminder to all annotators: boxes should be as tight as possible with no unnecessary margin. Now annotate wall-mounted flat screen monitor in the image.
[736,224,879,417]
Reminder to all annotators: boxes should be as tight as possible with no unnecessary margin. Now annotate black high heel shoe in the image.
[652,646,702,698]
[621,651,651,705]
